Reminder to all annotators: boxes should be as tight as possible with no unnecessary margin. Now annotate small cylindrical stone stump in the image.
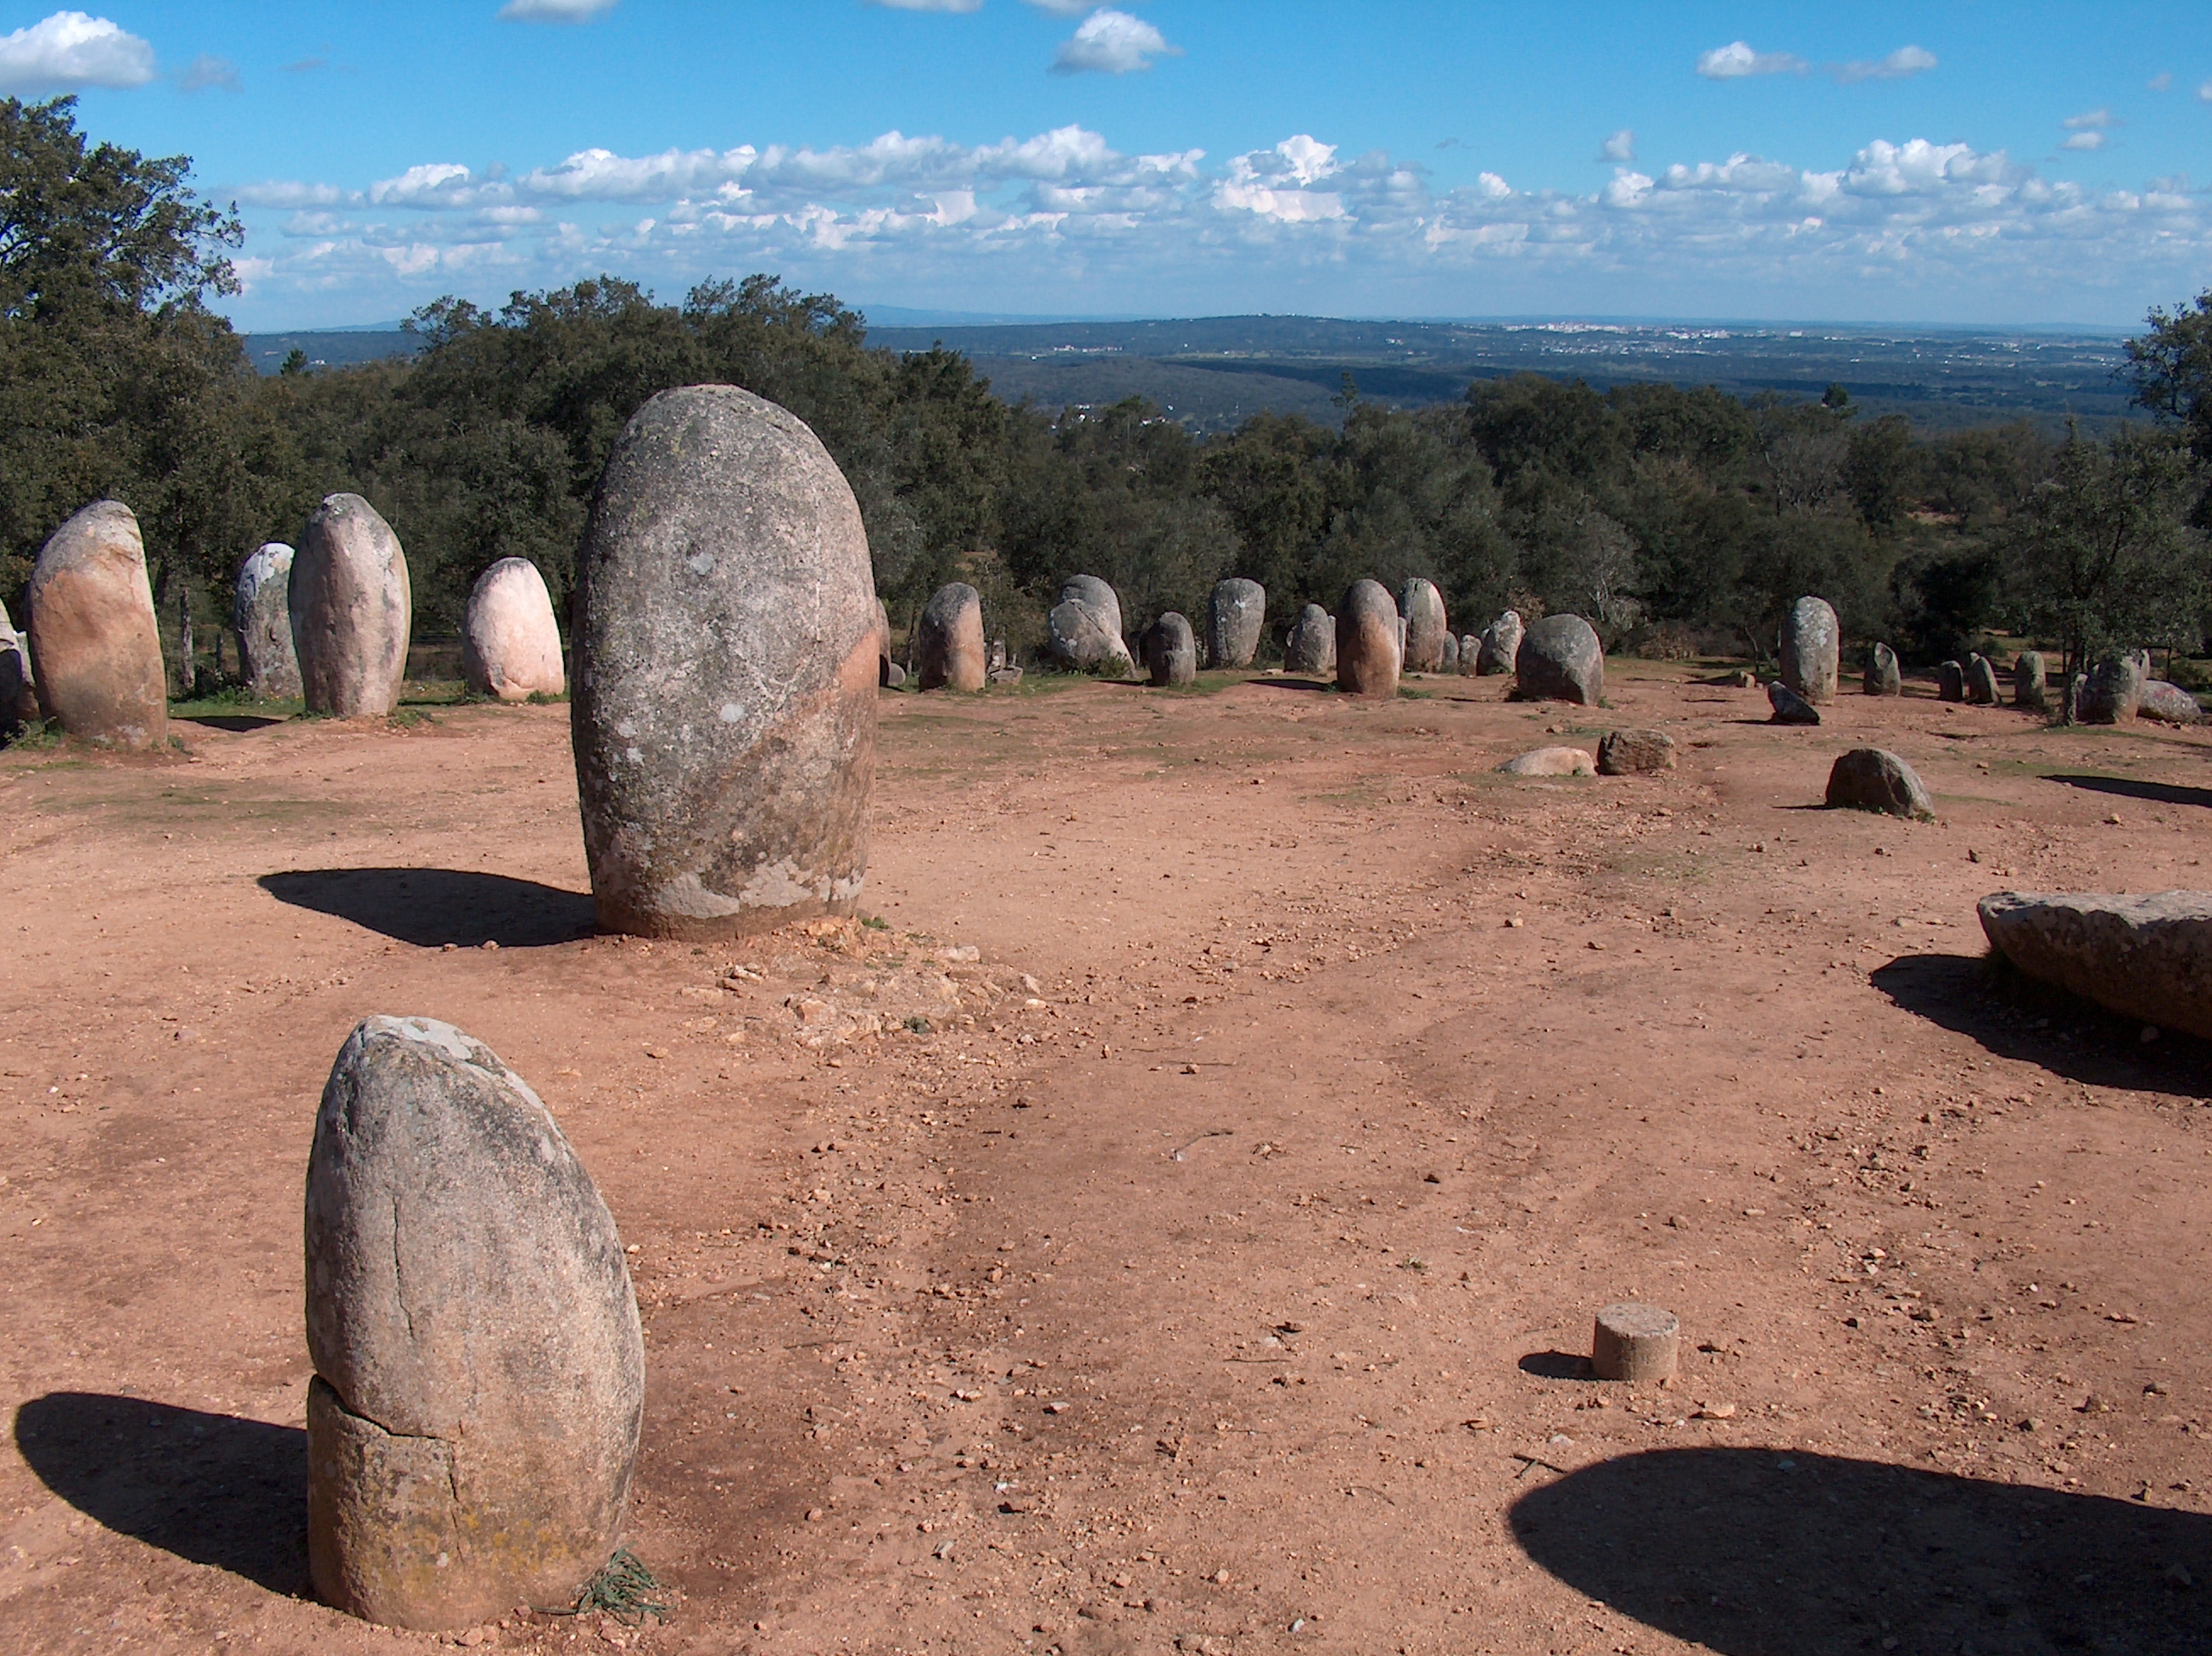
[1591,1302,1679,1383]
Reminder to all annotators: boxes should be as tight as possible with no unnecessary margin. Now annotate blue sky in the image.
[16,2,2212,330]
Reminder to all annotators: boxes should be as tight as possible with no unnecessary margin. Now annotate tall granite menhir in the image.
[305,1016,643,1629]
[235,542,303,700]
[24,500,167,749]
[291,495,411,718]
[572,385,877,938]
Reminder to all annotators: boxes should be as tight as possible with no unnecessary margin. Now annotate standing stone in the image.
[1514,613,1605,707]
[1826,748,1933,819]
[2014,650,2047,712]
[2078,655,2145,724]
[306,1016,643,1631]
[1047,575,1133,676]
[1596,729,1676,775]
[1979,892,2212,1039]
[1864,642,1902,697]
[461,559,565,702]
[914,583,986,693]
[2139,680,2204,724]
[1206,579,1265,669]
[235,543,303,700]
[292,494,411,719]
[1143,612,1198,686]
[1476,610,1525,676]
[986,638,1007,675]
[1768,681,1821,724]
[1936,660,1964,703]
[1059,574,1123,641]
[1398,578,1449,674]
[1438,633,1460,673]
[1335,580,1401,698]
[24,500,166,750]
[1283,604,1335,675]
[1779,596,1840,704]
[1965,652,1999,707]
[0,598,38,724]
[572,384,877,939]
[1457,634,1481,676]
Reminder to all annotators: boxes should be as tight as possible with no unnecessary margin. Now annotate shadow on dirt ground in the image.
[14,1393,308,1596]
[1512,1446,2212,1655]
[1868,953,2212,1099]
[2044,774,2212,812]
[259,868,598,948]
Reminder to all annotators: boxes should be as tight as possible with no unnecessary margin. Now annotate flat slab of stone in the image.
[1826,748,1933,819]
[306,1015,643,1629]
[236,543,303,701]
[1499,746,1595,777]
[1514,613,1603,706]
[461,557,565,701]
[1596,729,1676,775]
[1978,892,2212,1039]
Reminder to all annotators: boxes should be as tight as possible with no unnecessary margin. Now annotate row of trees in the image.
[3,97,2208,695]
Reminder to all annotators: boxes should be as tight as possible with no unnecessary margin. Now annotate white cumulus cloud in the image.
[498,0,617,21]
[2059,131,2107,152]
[1695,42,1804,79]
[2063,108,2116,130]
[0,10,154,92]
[1599,129,1634,162]
[1052,9,1179,75]
[1834,45,1936,83]
[2198,79,2212,103]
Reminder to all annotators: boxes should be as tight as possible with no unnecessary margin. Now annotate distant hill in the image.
[243,328,417,375]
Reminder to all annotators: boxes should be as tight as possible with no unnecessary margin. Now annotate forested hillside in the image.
[3,98,2208,693]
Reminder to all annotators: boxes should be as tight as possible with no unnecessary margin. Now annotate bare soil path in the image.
[3,663,2209,1656]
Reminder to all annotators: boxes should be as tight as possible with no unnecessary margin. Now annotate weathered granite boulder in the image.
[292,495,412,719]
[24,501,166,749]
[1283,604,1335,675]
[572,384,877,939]
[1398,578,1449,674]
[1779,596,1840,703]
[1863,642,1902,697]
[1965,652,1999,706]
[2078,654,2145,724]
[1499,746,1595,777]
[1514,613,1604,706]
[1144,612,1198,686]
[2013,650,2047,712]
[1937,660,1965,703]
[1047,576,1134,676]
[1059,574,1123,640]
[1597,729,1676,775]
[1979,892,2212,1039]
[987,665,1021,686]
[461,558,564,702]
[235,543,303,700]
[1826,748,1933,819]
[1206,579,1265,669]
[914,583,986,692]
[2139,680,2204,724]
[1768,681,1821,724]
[1439,633,1460,673]
[305,1015,643,1630]
[1456,634,1481,675]
[0,599,37,724]
[1335,580,1401,698]
[882,661,907,689]
[1476,610,1523,676]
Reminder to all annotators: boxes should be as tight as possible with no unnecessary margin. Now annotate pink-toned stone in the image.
[25,500,167,750]
[461,558,565,701]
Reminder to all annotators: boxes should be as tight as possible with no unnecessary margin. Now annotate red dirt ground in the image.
[3,663,2211,1656]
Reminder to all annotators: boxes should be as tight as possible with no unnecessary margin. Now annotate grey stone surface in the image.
[1397,578,1449,674]
[1979,891,2212,1040]
[1282,604,1335,675]
[1335,579,1401,698]
[1779,596,1840,703]
[1965,652,2000,706]
[25,500,167,749]
[1206,579,1265,669]
[915,583,986,692]
[2140,680,2204,724]
[1438,633,1460,673]
[292,494,412,719]
[1499,746,1595,777]
[882,661,907,689]
[572,384,877,939]
[0,598,36,724]
[1936,660,1963,702]
[986,665,1022,686]
[1514,613,1604,706]
[1457,634,1481,676]
[1143,611,1198,686]
[1476,610,1523,676]
[2079,654,2145,723]
[462,558,565,702]
[1864,642,1902,697]
[1047,578,1134,676]
[1596,729,1677,775]
[1058,574,1123,641]
[1767,680,1821,724]
[306,1015,643,1630]
[235,542,303,700]
[1825,748,1933,819]
[2014,650,2047,711]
